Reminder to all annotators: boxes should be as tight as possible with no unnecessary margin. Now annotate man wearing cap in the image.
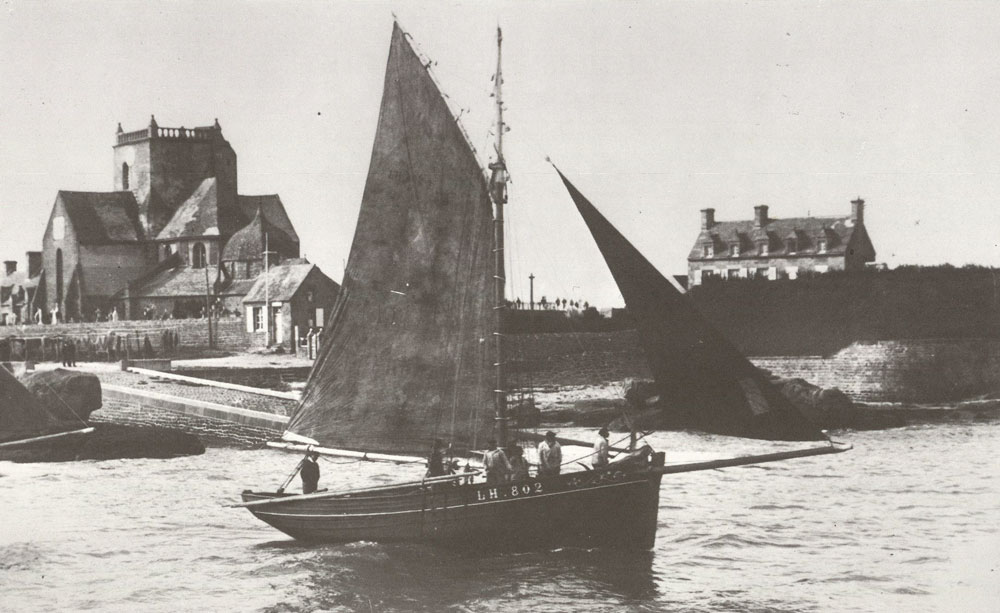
[592,427,610,469]
[537,431,562,477]
[301,451,321,494]
[483,439,512,485]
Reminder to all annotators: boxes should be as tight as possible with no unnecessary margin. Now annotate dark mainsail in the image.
[285,24,496,455]
[556,170,825,441]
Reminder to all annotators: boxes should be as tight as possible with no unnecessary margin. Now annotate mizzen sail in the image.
[556,170,825,441]
[285,24,496,455]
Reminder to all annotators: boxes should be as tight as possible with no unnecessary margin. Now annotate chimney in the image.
[3,261,16,277]
[700,208,715,231]
[851,197,865,224]
[27,251,42,278]
[754,205,769,228]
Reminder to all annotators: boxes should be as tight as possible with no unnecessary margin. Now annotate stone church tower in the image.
[113,116,239,238]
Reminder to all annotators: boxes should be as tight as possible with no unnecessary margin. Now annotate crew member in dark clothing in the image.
[300,451,320,494]
[426,439,447,478]
[62,339,77,367]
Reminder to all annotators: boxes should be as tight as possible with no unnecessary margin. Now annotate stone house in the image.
[241,259,340,350]
[0,254,42,325]
[687,198,876,286]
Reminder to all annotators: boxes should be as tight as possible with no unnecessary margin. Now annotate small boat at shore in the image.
[238,21,848,551]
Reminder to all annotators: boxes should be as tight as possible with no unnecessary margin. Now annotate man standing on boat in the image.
[592,427,610,469]
[483,439,511,485]
[301,451,320,494]
[426,439,446,478]
[538,431,562,476]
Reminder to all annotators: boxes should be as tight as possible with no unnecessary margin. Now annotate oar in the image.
[276,456,306,494]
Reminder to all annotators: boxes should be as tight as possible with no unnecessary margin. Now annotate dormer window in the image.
[731,243,740,257]
[786,238,797,254]
[817,239,827,253]
[703,244,714,258]
[759,242,769,256]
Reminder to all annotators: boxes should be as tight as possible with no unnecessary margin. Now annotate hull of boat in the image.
[242,463,664,551]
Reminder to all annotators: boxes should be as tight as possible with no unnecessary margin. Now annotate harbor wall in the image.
[510,333,1000,403]
[687,267,1000,356]
[95,386,282,447]
[0,318,250,360]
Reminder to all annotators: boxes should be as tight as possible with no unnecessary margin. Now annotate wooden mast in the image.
[489,26,510,447]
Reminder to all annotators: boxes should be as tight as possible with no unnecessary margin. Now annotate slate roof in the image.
[58,191,143,243]
[221,207,286,262]
[236,195,299,243]
[242,260,316,303]
[689,214,857,260]
[156,178,221,240]
[130,265,220,298]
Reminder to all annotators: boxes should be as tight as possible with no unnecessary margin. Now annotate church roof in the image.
[58,191,143,243]
[128,265,220,298]
[156,178,221,240]
[242,260,317,303]
[237,195,299,243]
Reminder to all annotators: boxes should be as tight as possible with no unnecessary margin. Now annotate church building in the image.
[38,116,337,328]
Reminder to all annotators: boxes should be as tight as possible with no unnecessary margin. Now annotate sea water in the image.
[2,421,998,612]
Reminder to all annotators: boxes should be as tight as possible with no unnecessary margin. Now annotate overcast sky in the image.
[2,1,999,307]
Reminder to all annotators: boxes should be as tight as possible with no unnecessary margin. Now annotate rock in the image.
[19,369,103,423]
[769,376,856,429]
[509,397,541,428]
[0,423,205,463]
[541,398,626,426]
[621,378,658,408]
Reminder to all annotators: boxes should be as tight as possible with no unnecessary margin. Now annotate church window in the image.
[122,162,130,190]
[192,243,207,268]
[55,249,64,302]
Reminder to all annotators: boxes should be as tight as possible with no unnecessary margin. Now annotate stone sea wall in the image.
[509,333,1000,403]
[93,397,277,447]
[0,318,251,360]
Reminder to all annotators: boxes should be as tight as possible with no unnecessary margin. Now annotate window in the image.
[122,162,130,190]
[817,239,827,253]
[192,242,207,268]
[55,249,64,302]
[53,216,65,241]
[786,238,797,253]
[731,243,740,257]
[727,268,740,280]
[703,244,714,258]
[759,242,769,256]
[253,306,264,331]
[787,266,799,280]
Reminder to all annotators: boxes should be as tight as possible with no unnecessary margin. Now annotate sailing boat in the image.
[0,365,94,458]
[238,22,848,551]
